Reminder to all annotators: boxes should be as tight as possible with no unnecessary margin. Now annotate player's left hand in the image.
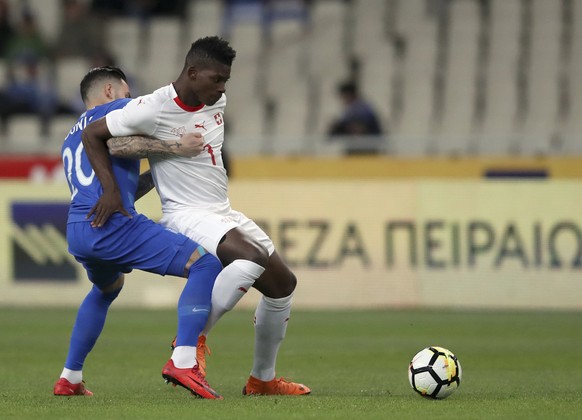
[87,189,132,227]
[177,132,205,157]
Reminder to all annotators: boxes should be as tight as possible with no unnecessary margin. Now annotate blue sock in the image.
[175,253,221,347]
[64,285,121,370]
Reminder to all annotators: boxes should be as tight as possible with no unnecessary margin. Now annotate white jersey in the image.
[106,83,230,213]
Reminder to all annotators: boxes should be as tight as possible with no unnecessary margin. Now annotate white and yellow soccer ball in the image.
[408,346,462,399]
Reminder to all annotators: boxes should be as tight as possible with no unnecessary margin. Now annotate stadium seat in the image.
[186,0,223,42]
[229,21,263,57]
[0,0,580,157]
[5,115,44,152]
[307,1,348,135]
[220,0,262,39]
[311,135,347,157]
[106,17,143,78]
[224,23,265,144]
[396,0,437,145]
[353,0,392,137]
[561,0,582,152]
[270,82,310,151]
[519,0,561,155]
[437,0,479,155]
[46,115,79,153]
[263,19,310,142]
[266,18,308,88]
[142,17,182,92]
[55,57,89,107]
[478,0,521,154]
[0,60,7,85]
[26,0,61,42]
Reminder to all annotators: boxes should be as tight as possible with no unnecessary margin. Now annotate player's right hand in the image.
[87,189,132,227]
[178,132,205,157]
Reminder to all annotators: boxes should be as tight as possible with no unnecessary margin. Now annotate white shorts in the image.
[160,208,275,258]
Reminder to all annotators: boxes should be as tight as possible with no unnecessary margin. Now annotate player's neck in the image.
[85,95,115,110]
[172,82,202,108]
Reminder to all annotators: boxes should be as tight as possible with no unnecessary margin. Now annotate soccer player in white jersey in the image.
[82,36,310,396]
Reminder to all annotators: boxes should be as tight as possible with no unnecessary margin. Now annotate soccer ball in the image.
[408,346,462,399]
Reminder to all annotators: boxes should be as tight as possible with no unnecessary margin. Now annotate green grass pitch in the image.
[1,307,581,419]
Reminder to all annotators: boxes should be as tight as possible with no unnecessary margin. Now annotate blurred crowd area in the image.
[0,0,581,158]
[0,0,188,154]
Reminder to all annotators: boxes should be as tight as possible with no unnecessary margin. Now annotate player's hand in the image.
[177,132,205,157]
[87,189,132,227]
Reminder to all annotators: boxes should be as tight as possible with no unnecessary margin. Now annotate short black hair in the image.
[338,80,358,96]
[185,36,236,68]
[80,66,127,103]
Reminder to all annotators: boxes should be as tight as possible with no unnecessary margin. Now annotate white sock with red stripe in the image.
[251,293,293,381]
[201,259,265,336]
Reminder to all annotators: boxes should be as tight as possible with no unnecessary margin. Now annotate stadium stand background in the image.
[4,0,582,311]
[0,0,580,159]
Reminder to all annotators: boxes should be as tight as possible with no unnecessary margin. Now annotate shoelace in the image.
[197,342,211,356]
[196,342,210,374]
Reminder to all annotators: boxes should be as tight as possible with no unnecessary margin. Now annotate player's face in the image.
[193,63,230,106]
[113,79,131,100]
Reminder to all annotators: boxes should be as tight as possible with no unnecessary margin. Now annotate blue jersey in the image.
[60,97,212,287]
[61,98,138,222]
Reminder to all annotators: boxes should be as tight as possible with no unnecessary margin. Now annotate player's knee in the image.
[280,270,297,297]
[198,253,223,276]
[259,270,297,298]
[184,247,222,277]
[101,274,125,294]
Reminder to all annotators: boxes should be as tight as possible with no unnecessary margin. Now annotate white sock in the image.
[60,368,82,384]
[171,346,197,369]
[201,259,265,336]
[251,293,293,381]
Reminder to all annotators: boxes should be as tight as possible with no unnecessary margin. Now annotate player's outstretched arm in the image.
[82,117,131,227]
[107,132,205,159]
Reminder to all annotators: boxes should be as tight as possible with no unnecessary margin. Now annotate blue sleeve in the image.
[104,98,132,113]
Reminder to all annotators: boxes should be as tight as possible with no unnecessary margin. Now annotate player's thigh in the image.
[217,210,273,266]
[120,215,198,277]
[160,209,270,266]
[233,210,275,255]
[68,221,127,288]
[69,216,197,279]
[218,227,268,267]
[160,210,238,256]
[252,251,297,298]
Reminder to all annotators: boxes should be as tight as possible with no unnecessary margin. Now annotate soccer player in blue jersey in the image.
[53,66,223,399]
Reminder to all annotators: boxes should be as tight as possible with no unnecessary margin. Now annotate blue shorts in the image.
[67,214,199,289]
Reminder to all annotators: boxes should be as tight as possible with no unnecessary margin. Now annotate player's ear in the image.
[187,66,197,80]
[104,82,114,99]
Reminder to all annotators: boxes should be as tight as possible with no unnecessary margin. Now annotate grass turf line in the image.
[0,308,581,419]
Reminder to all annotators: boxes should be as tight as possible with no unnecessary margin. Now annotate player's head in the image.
[337,80,359,103]
[80,66,130,108]
[182,36,236,106]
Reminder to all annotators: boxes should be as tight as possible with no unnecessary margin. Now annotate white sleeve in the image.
[106,97,158,137]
